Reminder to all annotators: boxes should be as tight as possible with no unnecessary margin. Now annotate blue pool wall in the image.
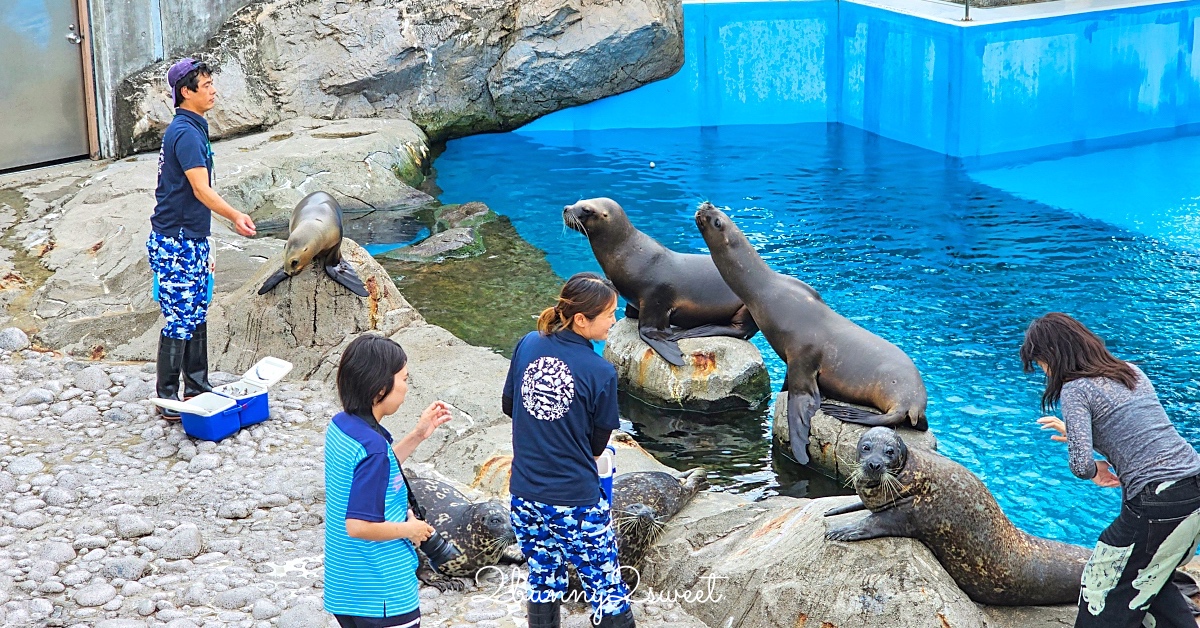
[518,0,1200,159]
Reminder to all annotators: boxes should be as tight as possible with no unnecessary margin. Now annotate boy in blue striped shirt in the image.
[325,334,452,627]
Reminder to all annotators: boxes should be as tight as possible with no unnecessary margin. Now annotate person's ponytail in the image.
[538,272,617,335]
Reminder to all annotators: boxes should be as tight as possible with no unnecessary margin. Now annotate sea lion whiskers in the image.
[562,210,589,238]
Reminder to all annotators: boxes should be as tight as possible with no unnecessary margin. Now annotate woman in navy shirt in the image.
[503,272,633,628]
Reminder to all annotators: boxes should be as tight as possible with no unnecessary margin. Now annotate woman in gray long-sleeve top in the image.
[1021,312,1200,628]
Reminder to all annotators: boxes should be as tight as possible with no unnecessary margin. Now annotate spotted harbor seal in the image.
[257,191,368,297]
[611,469,707,574]
[824,427,1089,605]
[694,203,927,465]
[404,471,521,588]
[564,198,757,367]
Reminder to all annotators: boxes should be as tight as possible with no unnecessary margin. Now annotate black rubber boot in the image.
[156,334,187,417]
[597,609,635,628]
[182,322,212,399]
[526,601,561,628]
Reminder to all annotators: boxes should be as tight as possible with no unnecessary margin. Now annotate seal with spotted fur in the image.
[694,203,927,465]
[258,191,368,297]
[824,427,1089,605]
[564,198,757,367]
[611,468,707,574]
[404,471,522,589]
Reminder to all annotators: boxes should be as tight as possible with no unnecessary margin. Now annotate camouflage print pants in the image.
[146,230,210,340]
[1076,476,1200,628]
[510,495,630,618]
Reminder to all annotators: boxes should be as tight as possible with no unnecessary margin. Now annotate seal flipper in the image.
[825,503,914,542]
[784,367,821,466]
[325,259,368,297]
[824,500,867,517]
[257,269,290,295]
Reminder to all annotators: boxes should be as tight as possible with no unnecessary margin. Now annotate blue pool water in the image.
[432,123,1200,547]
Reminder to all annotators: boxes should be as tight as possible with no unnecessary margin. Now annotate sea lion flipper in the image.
[824,500,867,517]
[786,371,821,466]
[325,260,369,297]
[667,323,750,341]
[257,269,290,295]
[639,325,686,367]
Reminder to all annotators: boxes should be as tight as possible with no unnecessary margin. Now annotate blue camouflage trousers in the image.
[146,230,210,340]
[510,495,630,618]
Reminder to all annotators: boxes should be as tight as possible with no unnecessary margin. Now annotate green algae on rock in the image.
[377,216,563,357]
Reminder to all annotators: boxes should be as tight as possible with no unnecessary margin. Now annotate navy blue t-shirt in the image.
[152,109,214,239]
[505,330,621,507]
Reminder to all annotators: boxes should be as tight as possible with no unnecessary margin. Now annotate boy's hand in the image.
[412,401,452,440]
[402,519,435,543]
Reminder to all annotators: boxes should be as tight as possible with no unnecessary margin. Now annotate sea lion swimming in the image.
[694,203,927,465]
[257,191,368,297]
[564,198,757,367]
[824,427,1089,605]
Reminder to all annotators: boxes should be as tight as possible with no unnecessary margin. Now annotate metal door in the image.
[0,0,92,171]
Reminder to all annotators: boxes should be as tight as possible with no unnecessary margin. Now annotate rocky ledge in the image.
[114,0,684,156]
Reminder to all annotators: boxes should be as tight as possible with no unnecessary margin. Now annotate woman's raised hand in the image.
[1036,416,1067,443]
[413,400,453,440]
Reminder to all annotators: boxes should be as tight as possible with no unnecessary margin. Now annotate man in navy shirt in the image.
[148,58,256,415]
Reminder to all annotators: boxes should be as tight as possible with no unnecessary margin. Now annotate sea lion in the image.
[404,471,522,589]
[694,203,927,465]
[564,198,757,366]
[257,191,368,297]
[824,427,1089,605]
[611,469,707,576]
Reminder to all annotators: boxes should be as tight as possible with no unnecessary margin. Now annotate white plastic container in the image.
[597,445,616,501]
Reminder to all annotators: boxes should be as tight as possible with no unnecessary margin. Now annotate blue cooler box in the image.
[213,381,268,427]
[213,357,293,428]
[152,393,240,442]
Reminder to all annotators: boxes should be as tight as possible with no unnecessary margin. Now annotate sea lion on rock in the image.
[694,203,927,465]
[564,198,757,366]
[611,469,707,576]
[824,427,1089,605]
[404,471,521,589]
[258,191,368,297]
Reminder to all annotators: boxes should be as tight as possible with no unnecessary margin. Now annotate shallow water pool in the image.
[431,123,1200,547]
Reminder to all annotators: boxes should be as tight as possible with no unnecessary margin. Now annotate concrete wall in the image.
[518,0,1200,159]
[87,0,254,157]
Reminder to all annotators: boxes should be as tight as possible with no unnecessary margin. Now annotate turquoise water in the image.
[431,123,1200,547]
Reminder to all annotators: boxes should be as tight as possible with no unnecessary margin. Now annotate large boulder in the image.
[114,0,684,155]
[642,492,1076,627]
[26,118,432,358]
[773,392,939,481]
[603,318,771,411]
[209,238,420,380]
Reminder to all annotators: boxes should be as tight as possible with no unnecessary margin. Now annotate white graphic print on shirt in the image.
[521,357,575,421]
